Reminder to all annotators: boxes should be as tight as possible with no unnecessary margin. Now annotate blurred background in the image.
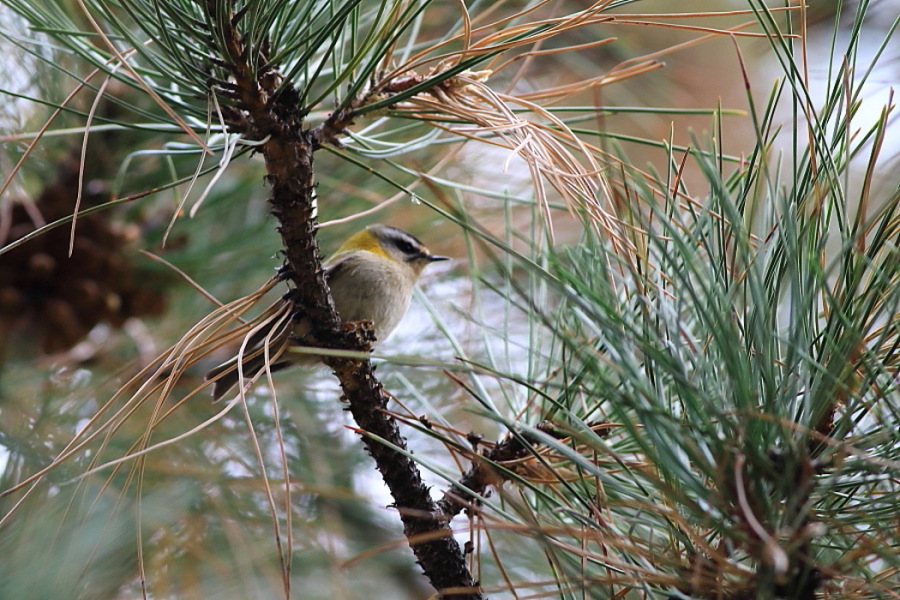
[0,0,897,598]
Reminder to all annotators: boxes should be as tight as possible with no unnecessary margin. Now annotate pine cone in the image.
[0,158,167,355]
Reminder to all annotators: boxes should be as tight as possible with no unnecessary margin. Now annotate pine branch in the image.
[437,421,614,519]
[204,3,480,597]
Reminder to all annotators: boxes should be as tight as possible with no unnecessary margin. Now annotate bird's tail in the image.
[205,339,292,401]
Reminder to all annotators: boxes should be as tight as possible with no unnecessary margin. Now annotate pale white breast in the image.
[325,251,415,341]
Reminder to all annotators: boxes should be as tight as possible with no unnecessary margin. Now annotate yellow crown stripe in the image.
[334,229,390,259]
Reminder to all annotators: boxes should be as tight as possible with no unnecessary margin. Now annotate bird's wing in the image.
[323,253,354,284]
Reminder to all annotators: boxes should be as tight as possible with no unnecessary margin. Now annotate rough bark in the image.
[204,4,480,597]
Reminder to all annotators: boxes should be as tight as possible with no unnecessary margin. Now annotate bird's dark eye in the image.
[396,239,418,255]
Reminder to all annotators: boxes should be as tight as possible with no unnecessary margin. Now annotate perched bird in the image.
[206,224,448,400]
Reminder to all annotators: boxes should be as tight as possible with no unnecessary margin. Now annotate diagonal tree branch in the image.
[202,3,480,598]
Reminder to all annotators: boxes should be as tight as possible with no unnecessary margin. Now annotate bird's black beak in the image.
[426,254,450,262]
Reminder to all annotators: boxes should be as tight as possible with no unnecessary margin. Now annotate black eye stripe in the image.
[396,239,417,254]
[378,226,426,256]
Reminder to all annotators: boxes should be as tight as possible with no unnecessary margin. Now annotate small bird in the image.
[206,224,448,400]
